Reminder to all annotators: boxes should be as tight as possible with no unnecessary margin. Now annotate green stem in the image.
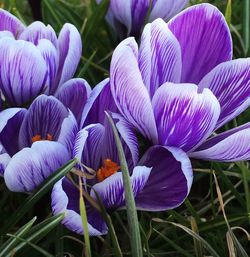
[106,113,143,257]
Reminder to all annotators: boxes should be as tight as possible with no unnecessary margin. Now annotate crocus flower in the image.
[1,95,79,191]
[51,79,193,235]
[0,9,82,106]
[97,0,188,38]
[110,3,250,162]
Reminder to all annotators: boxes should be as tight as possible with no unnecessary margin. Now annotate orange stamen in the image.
[31,133,53,143]
[97,159,120,182]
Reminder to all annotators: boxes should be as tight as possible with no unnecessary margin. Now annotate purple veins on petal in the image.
[0,38,47,106]
[4,141,70,192]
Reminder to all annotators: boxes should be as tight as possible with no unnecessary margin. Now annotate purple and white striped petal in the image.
[56,78,91,124]
[0,38,47,106]
[90,166,151,210]
[0,108,26,156]
[37,39,59,94]
[0,9,25,37]
[152,83,220,151]
[110,38,158,143]
[52,178,108,236]
[190,122,250,162]
[168,3,232,84]
[73,124,105,171]
[0,31,14,39]
[136,145,193,211]
[4,141,70,192]
[58,111,78,154]
[18,21,58,47]
[19,95,68,148]
[198,58,250,128]
[149,0,188,21]
[81,79,118,127]
[139,18,182,97]
[56,24,82,86]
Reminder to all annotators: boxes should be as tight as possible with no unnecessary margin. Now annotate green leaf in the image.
[225,0,232,25]
[14,214,65,255]
[0,217,36,257]
[106,112,143,257]
[0,159,77,235]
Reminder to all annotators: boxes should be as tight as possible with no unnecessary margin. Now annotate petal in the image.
[19,95,69,148]
[56,24,82,86]
[81,79,118,127]
[136,145,193,211]
[110,0,132,34]
[198,58,250,128]
[0,31,15,39]
[110,38,158,143]
[139,18,182,97]
[0,144,11,176]
[18,21,58,47]
[90,166,151,210]
[0,9,25,37]
[149,0,188,21]
[73,124,105,171]
[56,78,91,124]
[0,108,27,156]
[4,141,70,192]
[168,3,233,84]
[111,113,139,167]
[52,178,108,236]
[152,83,220,151]
[130,0,151,36]
[37,39,59,94]
[190,122,250,161]
[58,111,78,154]
[0,38,47,106]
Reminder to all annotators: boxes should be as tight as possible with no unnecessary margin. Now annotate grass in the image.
[0,0,249,256]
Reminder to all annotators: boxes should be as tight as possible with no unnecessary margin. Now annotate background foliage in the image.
[0,0,249,256]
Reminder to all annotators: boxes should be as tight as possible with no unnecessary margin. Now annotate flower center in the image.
[96,159,120,182]
[32,133,53,143]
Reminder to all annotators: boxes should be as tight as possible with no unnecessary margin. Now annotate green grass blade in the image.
[243,0,250,55]
[0,217,36,257]
[225,0,232,25]
[106,112,143,257]
[79,179,92,257]
[0,159,77,235]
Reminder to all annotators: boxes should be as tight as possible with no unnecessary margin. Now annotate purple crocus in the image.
[97,0,188,38]
[51,80,193,236]
[110,3,250,162]
[1,95,80,191]
[0,9,82,106]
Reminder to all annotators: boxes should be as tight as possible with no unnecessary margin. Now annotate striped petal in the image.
[136,145,193,211]
[18,21,58,47]
[0,9,25,37]
[4,141,70,192]
[19,95,69,148]
[110,38,158,143]
[56,78,91,124]
[168,3,232,84]
[90,166,151,210]
[152,83,220,151]
[139,18,182,97]
[0,38,47,106]
[190,122,250,162]
[52,178,108,236]
[56,24,82,86]
[198,58,250,128]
